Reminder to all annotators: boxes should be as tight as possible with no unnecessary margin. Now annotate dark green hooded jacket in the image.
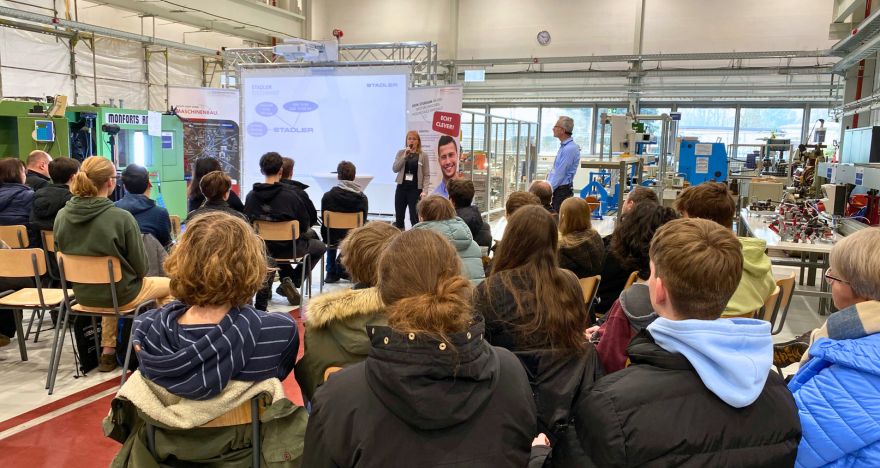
[54,196,147,307]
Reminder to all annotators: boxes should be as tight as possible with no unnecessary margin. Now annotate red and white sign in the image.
[406,85,463,194]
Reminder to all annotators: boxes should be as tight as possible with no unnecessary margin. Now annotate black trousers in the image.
[394,184,422,229]
[551,184,574,213]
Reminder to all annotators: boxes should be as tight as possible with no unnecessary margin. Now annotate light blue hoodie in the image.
[646,317,772,408]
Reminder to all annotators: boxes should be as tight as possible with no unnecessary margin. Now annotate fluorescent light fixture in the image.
[464,70,486,82]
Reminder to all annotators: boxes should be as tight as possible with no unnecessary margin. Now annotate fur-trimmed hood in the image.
[306,287,384,329]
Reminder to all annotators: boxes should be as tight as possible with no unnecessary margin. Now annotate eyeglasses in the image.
[824,271,849,285]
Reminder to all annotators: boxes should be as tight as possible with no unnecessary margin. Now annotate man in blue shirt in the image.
[433,135,460,198]
[546,116,581,212]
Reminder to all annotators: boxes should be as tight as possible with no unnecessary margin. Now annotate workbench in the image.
[580,156,643,211]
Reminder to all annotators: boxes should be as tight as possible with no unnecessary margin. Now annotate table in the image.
[738,208,839,315]
[310,173,374,193]
[580,156,643,210]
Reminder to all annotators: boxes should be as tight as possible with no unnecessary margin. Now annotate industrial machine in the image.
[66,106,187,219]
[0,98,71,160]
[676,138,728,185]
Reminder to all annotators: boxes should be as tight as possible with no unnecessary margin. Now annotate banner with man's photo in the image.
[406,85,463,194]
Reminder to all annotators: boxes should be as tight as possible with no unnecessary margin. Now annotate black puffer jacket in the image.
[244,182,312,256]
[576,331,801,467]
[456,205,492,247]
[558,229,605,279]
[320,181,368,244]
[281,179,318,228]
[30,183,72,233]
[303,317,537,467]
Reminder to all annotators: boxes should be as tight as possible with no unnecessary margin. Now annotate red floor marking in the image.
[0,376,120,434]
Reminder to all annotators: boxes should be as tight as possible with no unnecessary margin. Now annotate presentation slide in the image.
[241,66,409,214]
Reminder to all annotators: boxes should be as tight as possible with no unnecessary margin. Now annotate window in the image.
[636,107,672,155]
[807,108,842,153]
[739,108,804,152]
[540,107,593,156]
[594,107,627,154]
[489,107,539,123]
[678,107,736,146]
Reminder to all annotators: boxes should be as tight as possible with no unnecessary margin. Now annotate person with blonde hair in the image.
[295,222,399,402]
[132,211,298,398]
[392,130,431,229]
[303,229,536,466]
[557,197,605,278]
[54,156,173,372]
[787,227,880,467]
[413,195,484,282]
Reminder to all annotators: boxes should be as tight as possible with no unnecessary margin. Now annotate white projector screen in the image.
[240,66,409,214]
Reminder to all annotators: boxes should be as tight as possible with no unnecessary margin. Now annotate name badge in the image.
[404,173,414,182]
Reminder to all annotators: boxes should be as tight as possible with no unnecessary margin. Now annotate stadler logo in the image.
[252,84,272,90]
[283,101,319,113]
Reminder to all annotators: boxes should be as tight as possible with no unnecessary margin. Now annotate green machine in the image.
[0,99,71,160]
[66,106,187,219]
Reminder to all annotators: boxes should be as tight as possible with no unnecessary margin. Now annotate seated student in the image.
[303,229,537,467]
[448,178,492,248]
[25,150,52,191]
[577,218,801,467]
[412,195,485,283]
[474,205,600,467]
[588,203,679,373]
[30,156,80,233]
[280,156,319,233]
[320,160,368,284]
[186,171,248,223]
[132,211,299,399]
[621,186,658,215]
[54,156,173,372]
[529,180,555,214]
[244,152,326,306]
[787,228,880,467]
[494,190,541,242]
[188,157,244,213]
[557,197,605,279]
[115,164,172,248]
[0,158,37,247]
[674,182,775,317]
[0,240,32,347]
[295,222,400,403]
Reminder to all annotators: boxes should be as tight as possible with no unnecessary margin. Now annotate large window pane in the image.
[807,108,842,156]
[594,107,628,154]
[636,107,672,155]
[739,107,804,148]
[460,111,489,212]
[540,107,593,156]
[489,107,539,122]
[678,107,736,145]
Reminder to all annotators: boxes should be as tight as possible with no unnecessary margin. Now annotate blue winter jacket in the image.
[413,217,485,283]
[788,332,880,467]
[115,193,172,247]
[0,182,37,247]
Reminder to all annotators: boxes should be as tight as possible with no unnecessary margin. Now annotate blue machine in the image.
[678,140,728,185]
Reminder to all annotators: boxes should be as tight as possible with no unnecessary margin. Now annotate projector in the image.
[273,39,338,62]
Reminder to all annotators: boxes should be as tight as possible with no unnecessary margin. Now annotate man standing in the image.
[433,135,460,198]
[25,150,52,191]
[546,116,580,212]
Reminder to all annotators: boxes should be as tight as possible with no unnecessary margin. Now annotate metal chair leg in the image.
[252,397,261,468]
[33,309,49,343]
[320,254,325,293]
[47,303,72,395]
[13,310,27,361]
[25,309,37,341]
[120,309,142,388]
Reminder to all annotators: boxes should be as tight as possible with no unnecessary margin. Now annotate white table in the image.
[310,173,374,193]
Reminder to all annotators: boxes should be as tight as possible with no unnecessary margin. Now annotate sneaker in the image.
[0,334,10,348]
[277,277,302,306]
[773,332,811,368]
[325,273,340,284]
[98,353,118,372]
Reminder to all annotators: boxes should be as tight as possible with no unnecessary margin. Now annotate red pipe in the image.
[853,0,873,128]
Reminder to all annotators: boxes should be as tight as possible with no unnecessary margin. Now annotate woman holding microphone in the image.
[392,131,431,229]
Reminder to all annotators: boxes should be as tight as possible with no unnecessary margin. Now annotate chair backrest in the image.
[323,211,363,230]
[253,220,299,242]
[169,215,181,241]
[323,366,343,382]
[758,285,782,322]
[0,248,47,278]
[0,225,28,248]
[200,398,265,428]
[585,195,601,213]
[41,230,56,253]
[56,252,123,284]
[623,271,640,290]
[768,272,796,331]
[579,275,601,305]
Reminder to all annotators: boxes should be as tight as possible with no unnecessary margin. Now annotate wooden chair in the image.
[253,220,311,302]
[48,253,156,394]
[757,286,782,322]
[0,248,70,362]
[623,271,640,290]
[320,211,364,292]
[323,366,343,381]
[23,230,60,342]
[169,215,182,242]
[579,275,601,317]
[769,272,797,335]
[585,195,602,219]
[145,396,266,467]
[0,225,28,248]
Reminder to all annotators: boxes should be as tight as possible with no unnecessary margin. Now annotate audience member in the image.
[0,158,37,247]
[54,156,172,372]
[621,186,659,215]
[320,160,368,283]
[589,203,679,372]
[447,178,492,247]
[244,152,326,306]
[675,182,775,316]
[529,180,555,214]
[494,190,541,241]
[0,240,31,347]
[185,170,248,222]
[557,197,605,278]
[188,157,244,213]
[303,229,537,466]
[25,150,52,191]
[295,222,400,403]
[115,164,172,248]
[576,218,801,466]
[412,195,485,282]
[132,211,298,399]
[474,205,600,466]
[595,203,679,316]
[280,156,319,231]
[30,156,79,233]
[787,228,880,467]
